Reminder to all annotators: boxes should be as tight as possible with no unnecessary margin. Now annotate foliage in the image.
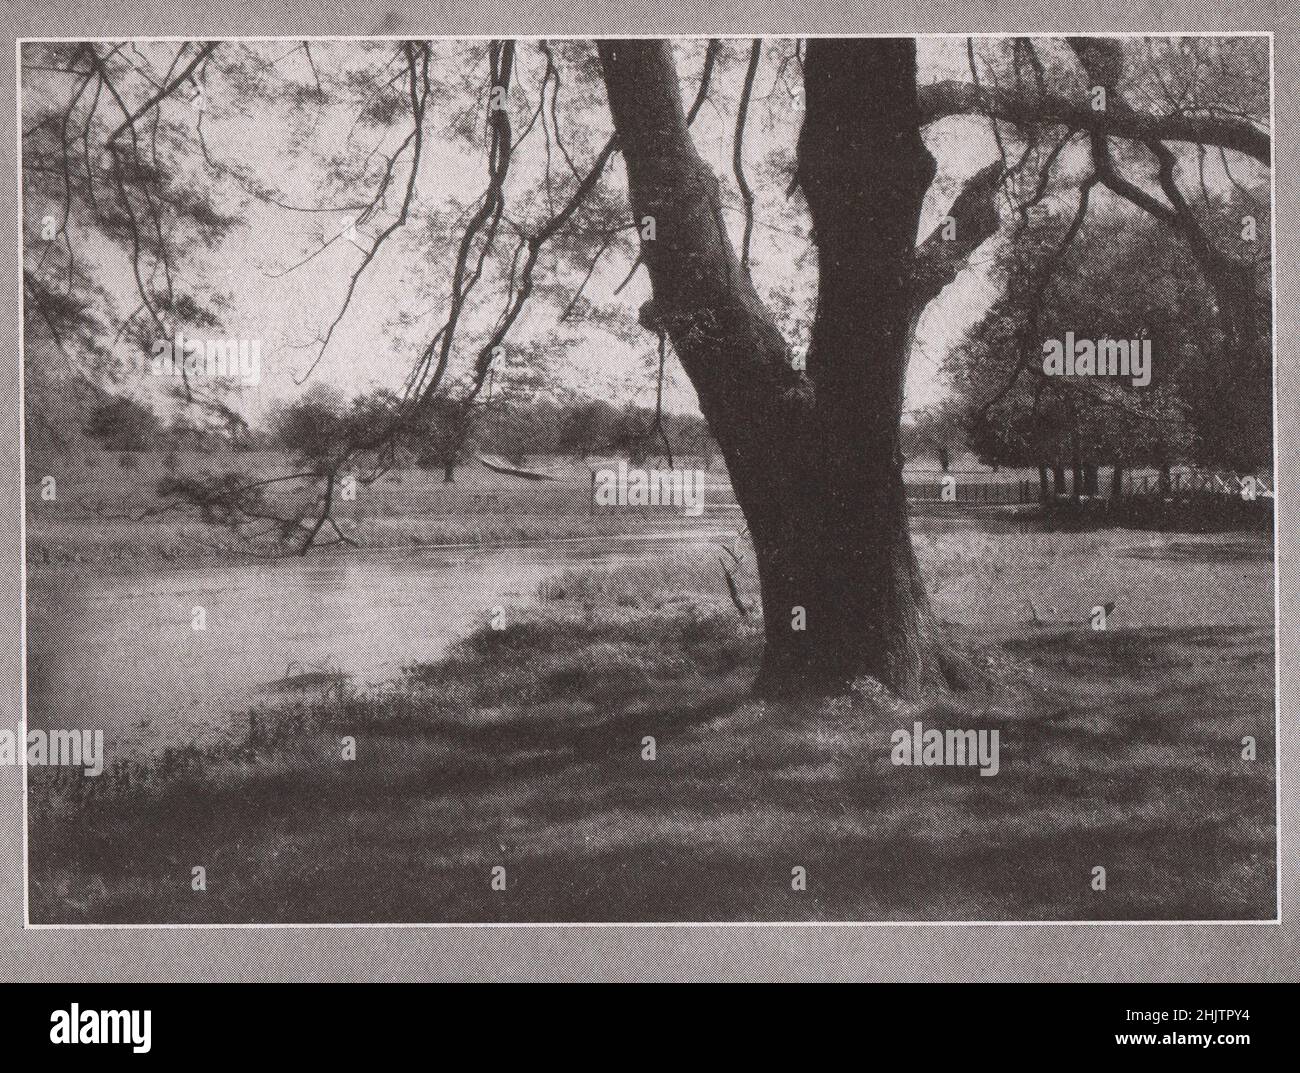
[83,395,162,451]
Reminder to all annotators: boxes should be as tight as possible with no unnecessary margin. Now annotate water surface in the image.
[26,532,729,761]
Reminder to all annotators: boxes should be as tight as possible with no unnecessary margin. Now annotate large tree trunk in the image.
[598,40,954,697]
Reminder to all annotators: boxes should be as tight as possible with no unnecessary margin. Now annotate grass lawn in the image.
[27,529,1275,923]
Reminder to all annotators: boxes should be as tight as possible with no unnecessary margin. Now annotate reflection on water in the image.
[26,532,730,761]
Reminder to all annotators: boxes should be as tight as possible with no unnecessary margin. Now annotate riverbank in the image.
[24,449,1047,570]
[23,513,710,572]
[23,450,734,570]
[28,528,1276,923]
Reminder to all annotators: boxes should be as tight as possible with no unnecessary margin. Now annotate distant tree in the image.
[409,392,478,482]
[904,405,965,471]
[271,384,350,470]
[83,396,161,452]
[671,412,719,468]
[554,399,624,464]
[946,205,1235,497]
[163,413,213,452]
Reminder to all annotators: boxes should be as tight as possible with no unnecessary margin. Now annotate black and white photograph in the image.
[15,29,1280,933]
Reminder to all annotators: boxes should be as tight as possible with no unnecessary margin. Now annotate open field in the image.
[29,449,1242,571]
[28,527,1275,923]
[25,449,1065,569]
[24,451,731,568]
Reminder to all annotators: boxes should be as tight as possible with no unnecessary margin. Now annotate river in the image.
[25,531,732,763]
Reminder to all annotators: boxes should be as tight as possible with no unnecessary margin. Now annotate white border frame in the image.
[15,30,1283,931]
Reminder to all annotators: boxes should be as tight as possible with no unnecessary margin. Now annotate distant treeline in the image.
[69,391,720,474]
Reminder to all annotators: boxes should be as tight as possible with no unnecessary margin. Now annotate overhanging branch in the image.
[918,78,1269,164]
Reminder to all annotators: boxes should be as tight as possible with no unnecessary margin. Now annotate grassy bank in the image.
[28,529,1275,923]
[24,513,695,570]
[24,449,1046,569]
[25,451,736,569]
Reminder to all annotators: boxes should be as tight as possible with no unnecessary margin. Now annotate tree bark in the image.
[1084,463,1099,497]
[1038,464,1050,502]
[598,39,955,697]
[1110,464,1124,501]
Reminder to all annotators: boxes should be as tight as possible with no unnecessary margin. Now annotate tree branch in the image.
[732,40,761,276]
[918,77,1269,164]
[912,159,1005,314]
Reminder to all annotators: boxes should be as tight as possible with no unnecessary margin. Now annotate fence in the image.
[349,467,1269,520]
[589,474,1045,512]
[904,479,1039,506]
[1124,470,1273,501]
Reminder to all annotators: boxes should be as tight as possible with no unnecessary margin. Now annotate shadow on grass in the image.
[28,608,1275,924]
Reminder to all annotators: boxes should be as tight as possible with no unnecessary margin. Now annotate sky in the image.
[21,36,1269,428]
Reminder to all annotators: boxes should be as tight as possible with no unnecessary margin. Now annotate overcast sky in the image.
[22,37,1268,425]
